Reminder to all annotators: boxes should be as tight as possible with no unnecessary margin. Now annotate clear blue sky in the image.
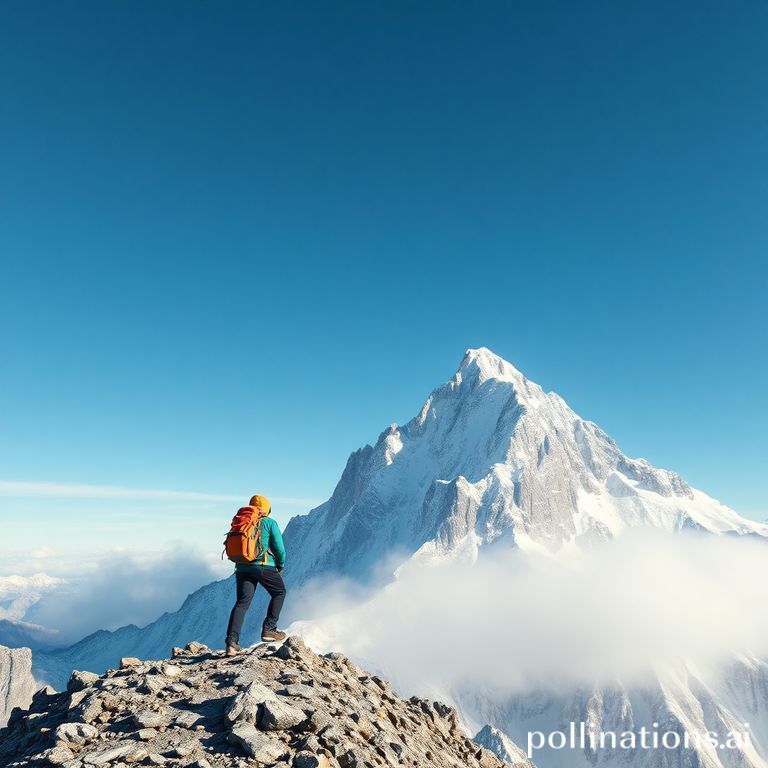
[1,0,766,542]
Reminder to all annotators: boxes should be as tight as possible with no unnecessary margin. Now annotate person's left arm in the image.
[269,518,286,570]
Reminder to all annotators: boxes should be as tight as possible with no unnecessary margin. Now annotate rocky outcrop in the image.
[0,645,37,727]
[0,636,522,768]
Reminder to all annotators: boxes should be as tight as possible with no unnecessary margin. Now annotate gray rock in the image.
[318,725,346,746]
[82,742,146,765]
[173,710,201,728]
[307,709,333,733]
[41,745,75,765]
[231,667,259,688]
[225,678,281,725]
[293,753,332,768]
[296,734,324,753]
[185,641,208,653]
[55,721,99,745]
[247,680,280,701]
[228,722,291,762]
[259,697,308,730]
[280,683,316,699]
[225,690,259,725]
[67,670,100,693]
[33,685,59,705]
[132,709,168,729]
[74,695,103,724]
[120,657,142,669]
[338,749,368,768]
[137,675,167,695]
[67,690,87,709]
[169,738,199,757]
[162,663,182,678]
[123,745,150,764]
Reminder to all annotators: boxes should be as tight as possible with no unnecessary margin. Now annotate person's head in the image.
[249,494,271,515]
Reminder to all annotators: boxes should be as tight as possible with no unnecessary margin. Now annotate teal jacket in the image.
[235,516,286,571]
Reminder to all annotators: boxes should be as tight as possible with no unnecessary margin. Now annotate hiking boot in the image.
[261,629,286,642]
[225,642,241,657]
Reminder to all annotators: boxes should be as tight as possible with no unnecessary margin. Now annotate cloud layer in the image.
[290,529,768,696]
[22,549,229,645]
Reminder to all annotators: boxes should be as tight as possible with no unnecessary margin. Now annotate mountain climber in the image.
[224,494,287,655]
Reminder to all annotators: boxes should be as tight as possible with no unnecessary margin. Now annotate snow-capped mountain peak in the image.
[458,346,533,388]
[282,348,766,584]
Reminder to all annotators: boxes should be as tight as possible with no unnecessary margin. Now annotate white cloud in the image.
[23,547,230,644]
[290,529,768,696]
[0,480,321,507]
[29,547,56,559]
[0,573,67,621]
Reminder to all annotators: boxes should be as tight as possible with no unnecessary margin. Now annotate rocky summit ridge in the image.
[0,636,526,768]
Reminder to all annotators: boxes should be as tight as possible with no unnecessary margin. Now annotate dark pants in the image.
[226,567,286,645]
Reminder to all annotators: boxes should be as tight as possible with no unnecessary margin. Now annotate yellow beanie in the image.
[249,494,271,514]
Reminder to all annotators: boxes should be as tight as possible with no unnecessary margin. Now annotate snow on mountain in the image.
[474,724,534,766]
[0,645,37,726]
[18,347,768,765]
[461,655,768,768]
[283,347,765,589]
[0,573,65,623]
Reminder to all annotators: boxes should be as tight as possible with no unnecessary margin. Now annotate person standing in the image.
[224,494,286,655]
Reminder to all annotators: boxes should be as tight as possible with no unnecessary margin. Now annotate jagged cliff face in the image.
[0,646,37,727]
[0,636,527,768]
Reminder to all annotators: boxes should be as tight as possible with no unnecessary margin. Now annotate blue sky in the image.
[1,0,767,577]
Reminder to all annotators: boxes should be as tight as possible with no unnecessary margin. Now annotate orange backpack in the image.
[223,505,270,564]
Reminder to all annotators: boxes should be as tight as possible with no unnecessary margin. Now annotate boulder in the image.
[162,664,182,678]
[173,710,201,728]
[67,671,99,693]
[131,710,168,729]
[40,745,74,765]
[55,721,99,746]
[185,641,208,654]
[259,698,308,730]
[228,722,291,762]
